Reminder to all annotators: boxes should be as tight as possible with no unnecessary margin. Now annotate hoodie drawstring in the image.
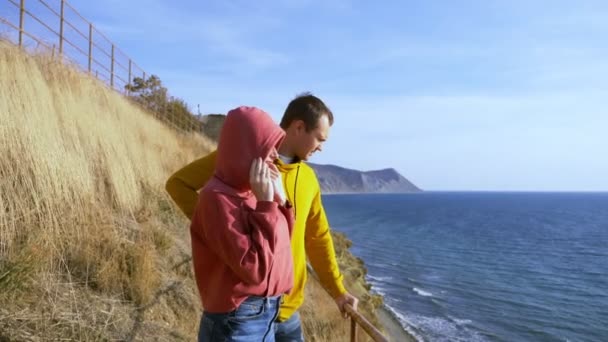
[293,165,300,219]
[280,163,301,220]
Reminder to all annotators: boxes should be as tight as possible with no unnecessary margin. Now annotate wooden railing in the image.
[345,303,389,342]
[306,264,389,341]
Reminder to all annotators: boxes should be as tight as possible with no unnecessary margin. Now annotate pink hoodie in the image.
[190,106,294,313]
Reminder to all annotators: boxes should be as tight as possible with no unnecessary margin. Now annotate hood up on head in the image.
[214,106,285,192]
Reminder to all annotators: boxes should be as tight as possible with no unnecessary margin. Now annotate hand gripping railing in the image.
[306,263,389,341]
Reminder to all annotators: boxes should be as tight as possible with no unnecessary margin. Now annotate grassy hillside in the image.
[0,41,389,341]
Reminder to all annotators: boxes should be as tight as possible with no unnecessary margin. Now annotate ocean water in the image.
[322,192,608,342]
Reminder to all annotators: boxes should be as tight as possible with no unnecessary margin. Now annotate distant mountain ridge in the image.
[308,163,421,193]
[198,114,421,193]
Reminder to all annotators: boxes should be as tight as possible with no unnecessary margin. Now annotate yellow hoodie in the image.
[166,150,346,321]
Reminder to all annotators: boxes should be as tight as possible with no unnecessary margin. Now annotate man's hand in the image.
[334,292,359,319]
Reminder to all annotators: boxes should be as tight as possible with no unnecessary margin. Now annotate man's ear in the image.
[293,119,306,133]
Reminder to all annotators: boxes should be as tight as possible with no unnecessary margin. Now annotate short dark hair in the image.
[280,92,334,131]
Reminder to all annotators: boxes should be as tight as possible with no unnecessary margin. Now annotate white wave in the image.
[413,287,433,297]
[404,314,488,342]
[367,275,393,282]
[380,303,487,342]
[368,262,392,268]
[370,286,387,297]
[453,318,473,325]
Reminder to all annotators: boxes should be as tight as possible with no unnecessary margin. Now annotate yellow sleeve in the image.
[305,183,347,299]
[165,150,217,219]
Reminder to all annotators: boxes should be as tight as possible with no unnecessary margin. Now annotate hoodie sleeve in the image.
[305,181,347,299]
[165,150,217,219]
[196,192,289,285]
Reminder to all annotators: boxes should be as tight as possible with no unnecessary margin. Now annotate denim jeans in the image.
[198,296,281,342]
[274,311,305,342]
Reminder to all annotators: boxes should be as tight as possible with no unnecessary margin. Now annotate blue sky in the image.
[3,0,608,191]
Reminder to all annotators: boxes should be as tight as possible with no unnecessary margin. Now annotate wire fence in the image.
[0,0,204,133]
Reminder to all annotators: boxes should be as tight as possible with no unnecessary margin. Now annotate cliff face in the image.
[308,163,421,193]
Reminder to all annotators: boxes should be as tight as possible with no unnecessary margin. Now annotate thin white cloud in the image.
[20,0,608,190]
[67,0,289,72]
[311,89,608,191]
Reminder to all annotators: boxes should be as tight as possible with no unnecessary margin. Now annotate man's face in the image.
[294,115,330,161]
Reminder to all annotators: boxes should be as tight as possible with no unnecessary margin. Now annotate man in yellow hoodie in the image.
[166,93,358,341]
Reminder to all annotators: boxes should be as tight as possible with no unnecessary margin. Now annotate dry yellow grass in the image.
[0,40,213,340]
[0,40,398,341]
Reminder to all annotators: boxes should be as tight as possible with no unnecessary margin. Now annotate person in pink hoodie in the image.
[191,106,294,341]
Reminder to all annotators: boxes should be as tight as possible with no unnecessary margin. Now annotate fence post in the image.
[59,0,64,55]
[18,0,25,47]
[127,59,132,95]
[88,24,92,73]
[110,44,115,88]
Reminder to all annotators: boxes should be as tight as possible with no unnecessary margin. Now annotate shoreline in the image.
[331,231,418,341]
[377,304,418,342]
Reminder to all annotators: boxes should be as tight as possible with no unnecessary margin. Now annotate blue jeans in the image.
[274,312,304,342]
[198,296,281,342]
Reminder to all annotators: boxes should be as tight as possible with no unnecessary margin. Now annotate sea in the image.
[322,192,608,342]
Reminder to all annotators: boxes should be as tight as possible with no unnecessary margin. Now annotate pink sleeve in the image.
[198,193,289,285]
